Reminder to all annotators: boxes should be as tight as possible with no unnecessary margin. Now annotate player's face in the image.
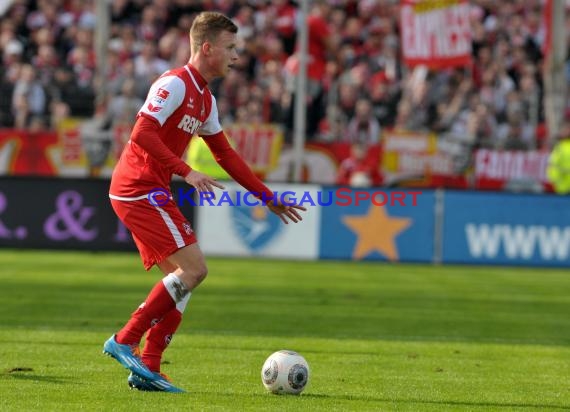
[209,30,239,77]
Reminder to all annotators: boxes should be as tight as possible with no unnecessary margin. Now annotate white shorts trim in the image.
[155,206,185,248]
[109,193,149,201]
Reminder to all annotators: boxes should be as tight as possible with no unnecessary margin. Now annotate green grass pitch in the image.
[0,249,569,411]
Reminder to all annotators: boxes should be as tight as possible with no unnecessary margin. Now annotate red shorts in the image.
[111,198,197,270]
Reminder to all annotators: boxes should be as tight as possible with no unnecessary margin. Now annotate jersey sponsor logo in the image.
[177,114,203,135]
[147,102,162,112]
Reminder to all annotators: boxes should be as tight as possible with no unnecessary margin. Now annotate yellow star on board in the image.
[342,205,412,261]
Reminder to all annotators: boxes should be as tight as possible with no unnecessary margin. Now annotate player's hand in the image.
[266,197,306,224]
[184,170,225,197]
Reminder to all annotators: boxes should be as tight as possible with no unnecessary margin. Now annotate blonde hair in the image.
[190,12,238,52]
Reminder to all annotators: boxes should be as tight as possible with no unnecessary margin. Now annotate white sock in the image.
[162,273,189,303]
[176,293,191,313]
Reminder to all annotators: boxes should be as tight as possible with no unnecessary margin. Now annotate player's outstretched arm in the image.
[184,170,225,196]
[266,197,306,225]
[202,131,306,223]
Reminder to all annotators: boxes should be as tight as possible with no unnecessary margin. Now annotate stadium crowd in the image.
[0,0,568,153]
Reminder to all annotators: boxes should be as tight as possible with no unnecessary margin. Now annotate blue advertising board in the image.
[319,188,434,262]
[442,191,570,266]
[6,177,570,268]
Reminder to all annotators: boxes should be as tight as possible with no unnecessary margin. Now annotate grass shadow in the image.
[3,373,70,384]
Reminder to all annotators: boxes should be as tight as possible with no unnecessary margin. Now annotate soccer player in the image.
[103,11,306,393]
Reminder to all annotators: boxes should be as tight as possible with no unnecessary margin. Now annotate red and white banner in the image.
[400,0,472,68]
[474,149,552,191]
[381,130,468,188]
[224,123,283,174]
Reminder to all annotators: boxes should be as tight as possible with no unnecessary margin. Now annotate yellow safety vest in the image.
[187,137,230,179]
[547,139,570,194]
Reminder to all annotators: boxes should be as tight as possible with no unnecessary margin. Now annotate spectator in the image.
[344,97,381,146]
[336,142,382,187]
[264,0,297,55]
[11,64,46,129]
[133,40,170,82]
[283,0,338,141]
[0,0,565,165]
[47,66,94,118]
[497,110,534,151]
[0,40,24,127]
[105,77,144,130]
[317,103,348,142]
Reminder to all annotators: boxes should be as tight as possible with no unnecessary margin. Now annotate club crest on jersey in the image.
[182,222,192,235]
[177,114,203,134]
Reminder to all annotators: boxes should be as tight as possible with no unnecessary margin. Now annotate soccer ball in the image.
[261,350,310,395]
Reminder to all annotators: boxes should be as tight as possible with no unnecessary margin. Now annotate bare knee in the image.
[193,263,208,284]
[167,243,209,290]
[177,263,208,290]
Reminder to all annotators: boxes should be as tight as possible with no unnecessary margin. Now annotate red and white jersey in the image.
[110,64,222,198]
